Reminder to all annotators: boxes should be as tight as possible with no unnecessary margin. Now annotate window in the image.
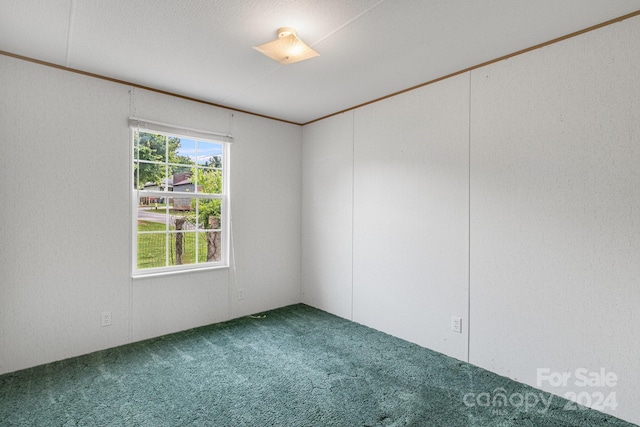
[130,119,231,276]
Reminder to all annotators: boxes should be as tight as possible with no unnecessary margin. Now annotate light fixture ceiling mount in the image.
[253,27,319,65]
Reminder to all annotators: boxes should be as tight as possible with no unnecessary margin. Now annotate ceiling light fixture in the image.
[253,27,319,65]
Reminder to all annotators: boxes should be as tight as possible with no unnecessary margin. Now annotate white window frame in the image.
[130,118,232,277]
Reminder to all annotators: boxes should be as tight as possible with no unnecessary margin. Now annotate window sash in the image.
[131,121,230,277]
[137,190,223,200]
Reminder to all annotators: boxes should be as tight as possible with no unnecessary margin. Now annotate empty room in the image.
[1,1,639,426]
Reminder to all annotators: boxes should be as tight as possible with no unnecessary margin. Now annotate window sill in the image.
[132,263,229,279]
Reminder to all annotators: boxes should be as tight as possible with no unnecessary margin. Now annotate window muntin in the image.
[132,127,228,276]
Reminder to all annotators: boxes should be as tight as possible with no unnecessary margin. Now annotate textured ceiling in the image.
[1,0,639,124]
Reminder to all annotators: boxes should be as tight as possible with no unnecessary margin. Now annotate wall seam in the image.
[351,111,356,321]
[64,0,77,67]
[467,71,472,364]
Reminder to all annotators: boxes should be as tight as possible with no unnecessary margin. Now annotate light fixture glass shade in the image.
[253,28,319,65]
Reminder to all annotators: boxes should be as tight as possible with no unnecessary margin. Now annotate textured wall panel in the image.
[0,55,303,374]
[226,112,303,318]
[302,112,354,319]
[469,16,640,424]
[352,73,470,361]
[0,55,131,373]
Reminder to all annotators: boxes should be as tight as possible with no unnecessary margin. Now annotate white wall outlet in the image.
[238,289,245,300]
[451,316,462,333]
[101,311,112,327]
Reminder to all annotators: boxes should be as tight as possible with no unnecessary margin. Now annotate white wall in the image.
[469,16,640,423]
[227,111,302,318]
[302,74,470,362]
[0,57,132,373]
[302,112,354,320]
[0,55,302,374]
[302,14,640,425]
[351,75,470,362]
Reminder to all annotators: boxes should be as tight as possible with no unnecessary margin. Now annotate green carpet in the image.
[0,304,635,426]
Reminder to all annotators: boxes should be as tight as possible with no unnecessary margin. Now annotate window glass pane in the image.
[194,198,222,230]
[137,232,167,269]
[134,160,165,190]
[197,141,223,166]
[170,166,193,194]
[134,132,167,187]
[171,193,194,212]
[134,131,163,162]
[194,167,223,195]
[137,196,168,232]
[169,228,197,266]
[198,231,222,262]
[171,137,196,165]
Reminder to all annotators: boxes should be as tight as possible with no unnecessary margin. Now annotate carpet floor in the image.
[0,304,635,426]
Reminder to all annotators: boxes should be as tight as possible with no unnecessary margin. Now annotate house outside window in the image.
[130,119,231,276]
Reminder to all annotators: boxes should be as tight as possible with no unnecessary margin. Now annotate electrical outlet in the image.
[451,316,462,333]
[238,289,245,300]
[101,311,112,327]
